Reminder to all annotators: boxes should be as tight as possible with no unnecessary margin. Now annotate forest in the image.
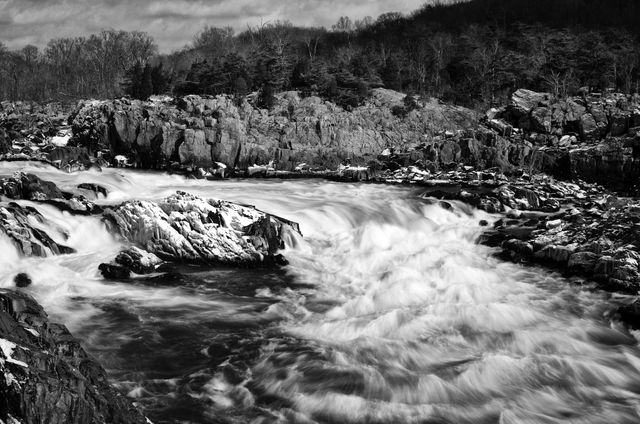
[2,0,640,109]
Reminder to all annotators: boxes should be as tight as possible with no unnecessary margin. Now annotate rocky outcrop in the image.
[0,289,147,424]
[65,88,640,192]
[426,174,640,293]
[103,191,300,266]
[0,101,92,172]
[99,246,163,280]
[71,91,548,174]
[0,173,101,215]
[0,203,74,257]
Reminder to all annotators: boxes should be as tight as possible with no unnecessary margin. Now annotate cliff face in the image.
[70,89,537,173]
[490,89,640,192]
[0,289,147,424]
[6,87,640,192]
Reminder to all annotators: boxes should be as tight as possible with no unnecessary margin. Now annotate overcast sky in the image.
[1,0,426,53]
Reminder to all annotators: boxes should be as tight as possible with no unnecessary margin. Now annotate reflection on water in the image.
[1,162,639,424]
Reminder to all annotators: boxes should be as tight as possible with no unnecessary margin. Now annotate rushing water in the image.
[1,162,640,424]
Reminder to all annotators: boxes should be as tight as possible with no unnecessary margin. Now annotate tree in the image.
[382,56,402,91]
[257,84,276,110]
[332,16,354,32]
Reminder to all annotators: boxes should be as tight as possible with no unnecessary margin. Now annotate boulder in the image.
[103,191,300,266]
[114,246,162,274]
[579,113,600,142]
[98,263,131,280]
[510,89,551,117]
[530,107,552,133]
[567,251,599,274]
[77,183,108,198]
[610,111,630,137]
[0,289,148,424]
[13,273,32,288]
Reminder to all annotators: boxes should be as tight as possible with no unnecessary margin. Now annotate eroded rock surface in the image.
[99,246,163,280]
[103,191,300,266]
[0,172,101,215]
[0,203,74,257]
[0,289,147,424]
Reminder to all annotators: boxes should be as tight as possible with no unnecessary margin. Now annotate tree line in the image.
[0,30,156,102]
[3,0,640,110]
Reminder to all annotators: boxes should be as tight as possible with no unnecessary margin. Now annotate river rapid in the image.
[1,162,640,424]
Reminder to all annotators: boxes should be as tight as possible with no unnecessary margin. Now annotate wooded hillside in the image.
[2,0,640,109]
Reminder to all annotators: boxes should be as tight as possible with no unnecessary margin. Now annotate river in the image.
[1,162,640,424]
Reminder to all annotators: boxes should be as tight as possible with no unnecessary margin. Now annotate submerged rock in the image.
[13,273,31,288]
[103,191,300,266]
[0,289,148,424]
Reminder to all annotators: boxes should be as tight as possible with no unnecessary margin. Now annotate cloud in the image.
[0,0,426,52]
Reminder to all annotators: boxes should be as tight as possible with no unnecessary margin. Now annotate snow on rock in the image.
[103,191,300,266]
[49,129,71,147]
[0,338,28,368]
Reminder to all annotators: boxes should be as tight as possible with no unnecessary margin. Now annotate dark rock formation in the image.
[0,101,92,171]
[98,263,131,280]
[0,203,74,257]
[13,274,31,288]
[0,289,147,424]
[99,247,163,280]
[0,173,101,215]
[77,183,108,199]
[103,191,300,266]
[426,174,640,293]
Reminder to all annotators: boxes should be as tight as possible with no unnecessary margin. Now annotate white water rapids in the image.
[1,162,640,424]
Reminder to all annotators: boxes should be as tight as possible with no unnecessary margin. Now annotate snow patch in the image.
[50,129,71,147]
[0,339,28,368]
[24,328,40,338]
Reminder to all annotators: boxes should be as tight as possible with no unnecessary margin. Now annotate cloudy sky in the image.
[1,0,426,52]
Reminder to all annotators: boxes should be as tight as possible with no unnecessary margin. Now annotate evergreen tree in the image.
[123,61,144,99]
[141,64,154,99]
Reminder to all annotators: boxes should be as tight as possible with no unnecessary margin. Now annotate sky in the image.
[0,0,426,53]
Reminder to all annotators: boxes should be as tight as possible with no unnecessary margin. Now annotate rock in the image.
[0,289,148,424]
[567,252,598,274]
[77,183,108,198]
[510,89,551,117]
[338,166,374,182]
[579,113,600,142]
[1,172,64,201]
[98,263,131,280]
[70,90,479,173]
[488,119,513,136]
[103,191,300,266]
[610,111,630,137]
[503,239,534,257]
[0,173,101,215]
[558,135,576,147]
[0,203,74,257]
[114,246,162,274]
[534,244,574,264]
[13,273,31,288]
[530,107,552,133]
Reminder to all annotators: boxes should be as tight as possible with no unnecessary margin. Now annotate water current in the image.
[1,162,640,424]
